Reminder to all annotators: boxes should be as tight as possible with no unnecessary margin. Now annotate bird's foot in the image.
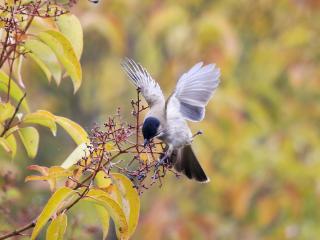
[193,130,203,138]
[155,153,169,168]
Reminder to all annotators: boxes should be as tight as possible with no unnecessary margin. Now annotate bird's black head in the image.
[142,117,160,143]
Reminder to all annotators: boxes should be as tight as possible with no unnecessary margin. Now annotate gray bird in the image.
[121,58,220,182]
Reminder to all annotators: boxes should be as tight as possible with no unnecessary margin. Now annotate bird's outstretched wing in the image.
[168,62,220,122]
[121,58,165,107]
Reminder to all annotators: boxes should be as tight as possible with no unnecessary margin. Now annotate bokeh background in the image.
[1,0,320,239]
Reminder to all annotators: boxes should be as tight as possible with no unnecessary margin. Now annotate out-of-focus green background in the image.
[1,0,320,239]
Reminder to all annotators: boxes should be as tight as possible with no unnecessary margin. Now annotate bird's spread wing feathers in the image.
[169,62,220,122]
[121,58,165,107]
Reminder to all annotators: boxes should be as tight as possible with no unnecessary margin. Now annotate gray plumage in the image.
[121,58,220,182]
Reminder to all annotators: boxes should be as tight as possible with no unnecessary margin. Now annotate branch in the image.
[0,92,26,137]
[0,221,35,240]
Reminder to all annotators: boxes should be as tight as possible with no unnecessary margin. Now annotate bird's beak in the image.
[143,139,149,148]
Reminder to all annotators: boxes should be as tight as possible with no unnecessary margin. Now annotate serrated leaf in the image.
[55,14,83,59]
[60,143,89,169]
[23,110,57,136]
[46,213,67,240]
[112,173,140,238]
[18,127,39,158]
[38,30,82,93]
[0,70,29,112]
[0,102,15,122]
[55,116,88,145]
[24,39,62,84]
[5,134,17,158]
[31,187,75,240]
[85,189,129,239]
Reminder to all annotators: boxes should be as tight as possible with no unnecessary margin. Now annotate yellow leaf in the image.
[46,213,68,240]
[0,137,12,154]
[95,205,110,240]
[23,110,57,136]
[96,171,112,189]
[60,143,89,169]
[38,30,82,93]
[26,165,72,192]
[55,116,88,145]
[25,175,49,182]
[24,39,62,84]
[5,134,17,157]
[55,14,83,59]
[31,187,75,240]
[18,127,39,158]
[0,70,29,112]
[112,173,140,238]
[0,102,15,122]
[85,188,129,239]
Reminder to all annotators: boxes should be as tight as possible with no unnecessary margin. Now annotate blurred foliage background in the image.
[1,0,320,239]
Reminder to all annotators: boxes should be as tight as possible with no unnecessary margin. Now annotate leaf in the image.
[95,205,110,240]
[31,187,75,240]
[96,171,112,189]
[60,143,89,169]
[85,189,129,239]
[26,165,72,192]
[0,102,15,122]
[5,134,17,157]
[23,110,57,136]
[55,14,83,59]
[15,54,25,88]
[0,70,29,112]
[55,116,88,145]
[0,137,12,154]
[18,127,39,158]
[38,30,82,93]
[24,39,62,84]
[112,173,140,238]
[3,125,19,138]
[46,213,68,240]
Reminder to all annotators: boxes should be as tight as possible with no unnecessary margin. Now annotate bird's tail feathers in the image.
[172,145,209,183]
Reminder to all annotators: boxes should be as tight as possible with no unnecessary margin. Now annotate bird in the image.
[121,58,220,182]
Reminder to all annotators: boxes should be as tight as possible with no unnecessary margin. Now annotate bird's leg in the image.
[191,130,203,142]
[156,145,172,167]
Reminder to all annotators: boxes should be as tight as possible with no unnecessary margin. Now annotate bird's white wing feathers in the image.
[121,58,165,107]
[169,62,220,122]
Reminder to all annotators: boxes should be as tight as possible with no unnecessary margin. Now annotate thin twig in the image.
[0,92,26,137]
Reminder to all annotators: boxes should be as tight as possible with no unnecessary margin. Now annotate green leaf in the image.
[18,127,39,158]
[31,187,74,240]
[0,70,29,112]
[61,143,89,169]
[0,102,15,122]
[5,134,17,158]
[38,30,82,93]
[46,213,68,240]
[24,39,62,84]
[23,110,57,136]
[85,189,129,239]
[112,173,140,238]
[55,14,83,59]
[95,205,110,240]
[55,116,88,145]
